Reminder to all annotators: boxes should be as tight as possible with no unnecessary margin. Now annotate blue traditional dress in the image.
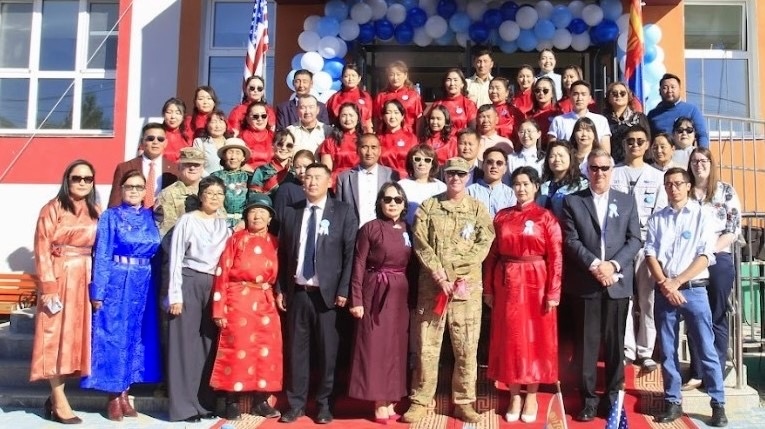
[81,204,161,393]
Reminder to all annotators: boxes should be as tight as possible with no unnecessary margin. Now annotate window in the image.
[0,0,118,133]
[684,1,754,120]
[203,0,276,115]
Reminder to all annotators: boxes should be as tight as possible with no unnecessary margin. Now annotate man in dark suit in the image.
[275,163,358,424]
[335,133,399,227]
[561,148,642,422]
[276,69,329,130]
[107,122,178,207]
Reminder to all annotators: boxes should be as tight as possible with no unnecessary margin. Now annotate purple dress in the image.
[348,218,413,401]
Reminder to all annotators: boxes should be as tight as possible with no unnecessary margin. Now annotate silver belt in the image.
[113,255,151,265]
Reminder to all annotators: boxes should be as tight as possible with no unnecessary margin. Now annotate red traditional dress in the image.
[184,112,212,140]
[379,128,418,179]
[210,230,282,393]
[240,128,274,170]
[374,86,423,133]
[227,102,276,134]
[483,202,562,385]
[163,126,191,163]
[431,95,477,132]
[317,131,360,182]
[511,89,534,116]
[529,104,564,147]
[326,87,374,129]
[421,134,458,165]
[494,102,526,144]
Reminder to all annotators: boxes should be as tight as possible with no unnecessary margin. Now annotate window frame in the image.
[0,0,118,135]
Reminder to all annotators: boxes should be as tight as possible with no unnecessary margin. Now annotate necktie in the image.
[302,206,317,279]
[144,161,156,208]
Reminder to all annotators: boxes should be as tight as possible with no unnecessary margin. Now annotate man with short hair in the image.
[611,125,668,372]
[466,48,494,108]
[647,73,709,148]
[467,147,516,218]
[335,133,400,227]
[476,105,514,158]
[455,128,483,186]
[286,94,332,155]
[645,167,727,427]
[276,69,329,130]
[154,147,206,237]
[548,80,611,150]
[108,123,177,208]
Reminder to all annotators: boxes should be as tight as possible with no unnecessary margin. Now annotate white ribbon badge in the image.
[523,220,535,235]
[608,203,619,218]
[403,232,412,247]
[461,223,475,240]
[319,219,330,235]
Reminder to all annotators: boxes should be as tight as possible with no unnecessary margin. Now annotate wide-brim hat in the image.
[243,193,275,218]
[217,138,252,161]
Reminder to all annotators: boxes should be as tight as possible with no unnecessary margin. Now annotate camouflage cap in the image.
[442,157,470,173]
[178,147,205,164]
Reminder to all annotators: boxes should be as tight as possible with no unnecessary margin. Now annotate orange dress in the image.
[209,230,282,392]
[30,199,99,381]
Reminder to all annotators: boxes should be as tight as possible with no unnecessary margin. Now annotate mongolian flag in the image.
[544,382,568,429]
[624,0,645,109]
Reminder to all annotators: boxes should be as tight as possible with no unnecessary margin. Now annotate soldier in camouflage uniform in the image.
[154,147,206,237]
[403,157,495,424]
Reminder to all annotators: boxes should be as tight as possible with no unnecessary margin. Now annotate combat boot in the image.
[401,403,430,423]
[454,403,481,423]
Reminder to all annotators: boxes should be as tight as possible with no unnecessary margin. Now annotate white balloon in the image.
[619,55,626,73]
[499,20,521,42]
[386,4,407,25]
[339,19,360,41]
[617,32,628,52]
[300,51,325,74]
[316,89,337,104]
[552,28,572,50]
[317,36,342,59]
[568,1,586,18]
[419,0,438,17]
[616,13,630,33]
[335,38,348,58]
[654,46,665,64]
[582,4,604,27]
[536,40,554,51]
[516,7,539,30]
[456,32,470,48]
[425,16,448,39]
[304,15,321,32]
[570,32,591,51]
[535,1,554,20]
[286,70,297,91]
[297,31,320,52]
[366,0,388,21]
[466,2,488,21]
[350,3,373,24]
[313,71,333,92]
[413,27,433,47]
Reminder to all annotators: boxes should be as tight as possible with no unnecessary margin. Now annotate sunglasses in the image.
[248,86,264,91]
[446,171,468,178]
[675,127,695,134]
[70,175,94,184]
[122,184,145,191]
[413,156,433,164]
[144,135,166,142]
[249,113,268,120]
[534,88,550,95]
[610,90,627,97]
[276,142,294,149]
[381,196,404,204]
[625,138,647,147]
[588,165,611,172]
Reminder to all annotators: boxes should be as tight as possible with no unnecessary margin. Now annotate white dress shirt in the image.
[295,196,328,286]
[466,74,493,107]
[548,111,612,141]
[592,189,610,260]
[286,121,331,155]
[142,155,163,198]
[356,164,379,227]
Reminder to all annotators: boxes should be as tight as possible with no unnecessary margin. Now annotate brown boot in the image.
[401,403,430,423]
[454,403,481,423]
[119,391,138,417]
[107,394,123,421]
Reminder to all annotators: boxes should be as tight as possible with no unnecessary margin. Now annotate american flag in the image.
[605,389,629,429]
[244,0,269,82]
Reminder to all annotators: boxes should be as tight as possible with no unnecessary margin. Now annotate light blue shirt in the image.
[467,180,517,218]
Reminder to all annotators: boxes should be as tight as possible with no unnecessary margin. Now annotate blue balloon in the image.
[317,16,340,38]
[487,29,500,46]
[437,0,457,20]
[374,19,394,41]
[483,9,504,30]
[399,0,418,9]
[468,22,490,44]
[358,22,375,43]
[324,0,348,21]
[590,19,619,45]
[534,19,556,41]
[600,0,623,21]
[643,44,657,63]
[331,80,342,91]
[435,29,455,46]
[291,53,304,71]
[406,7,428,28]
[499,39,518,54]
[551,5,573,29]
[500,1,520,20]
[394,23,414,44]
[517,29,537,52]
[567,18,588,35]
[449,12,471,34]
[322,58,345,79]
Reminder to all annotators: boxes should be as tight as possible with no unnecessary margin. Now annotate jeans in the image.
[655,286,725,406]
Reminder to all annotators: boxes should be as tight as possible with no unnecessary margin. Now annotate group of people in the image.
[29,45,737,428]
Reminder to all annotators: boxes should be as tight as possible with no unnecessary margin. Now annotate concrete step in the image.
[0,359,80,388]
[681,384,761,414]
[0,385,168,413]
[9,307,36,335]
[0,324,33,360]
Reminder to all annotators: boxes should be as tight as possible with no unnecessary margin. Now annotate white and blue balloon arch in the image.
[289,0,666,111]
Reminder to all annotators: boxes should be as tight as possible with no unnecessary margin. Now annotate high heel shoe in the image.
[44,397,53,420]
[520,400,538,423]
[505,397,522,423]
[119,391,138,417]
[46,396,83,424]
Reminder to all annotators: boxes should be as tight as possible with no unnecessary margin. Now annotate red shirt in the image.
[431,95,477,132]
[374,86,423,133]
[326,88,374,128]
[529,104,563,147]
[227,102,276,134]
[184,112,213,140]
[421,134,458,165]
[378,128,418,179]
[318,131,360,180]
[163,126,191,163]
[511,89,534,116]
[494,102,526,143]
[240,128,274,170]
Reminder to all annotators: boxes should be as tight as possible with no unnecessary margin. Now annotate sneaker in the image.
[641,358,658,372]
[681,378,703,391]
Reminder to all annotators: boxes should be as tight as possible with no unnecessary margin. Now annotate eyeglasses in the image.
[413,156,433,164]
[276,142,294,148]
[203,191,225,199]
[381,196,404,204]
[610,90,627,98]
[625,138,647,147]
[485,159,505,166]
[446,171,468,178]
[249,113,268,120]
[534,88,550,95]
[248,86,264,91]
[664,181,688,189]
[675,127,695,134]
[690,159,711,165]
[588,165,611,172]
[70,175,94,184]
[122,184,146,191]
[518,129,537,135]
[144,135,166,142]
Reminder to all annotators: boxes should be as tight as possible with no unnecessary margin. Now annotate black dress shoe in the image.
[279,408,305,423]
[709,404,728,427]
[315,408,333,424]
[253,401,281,419]
[655,403,683,423]
[200,412,217,419]
[183,415,202,423]
[575,405,597,422]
